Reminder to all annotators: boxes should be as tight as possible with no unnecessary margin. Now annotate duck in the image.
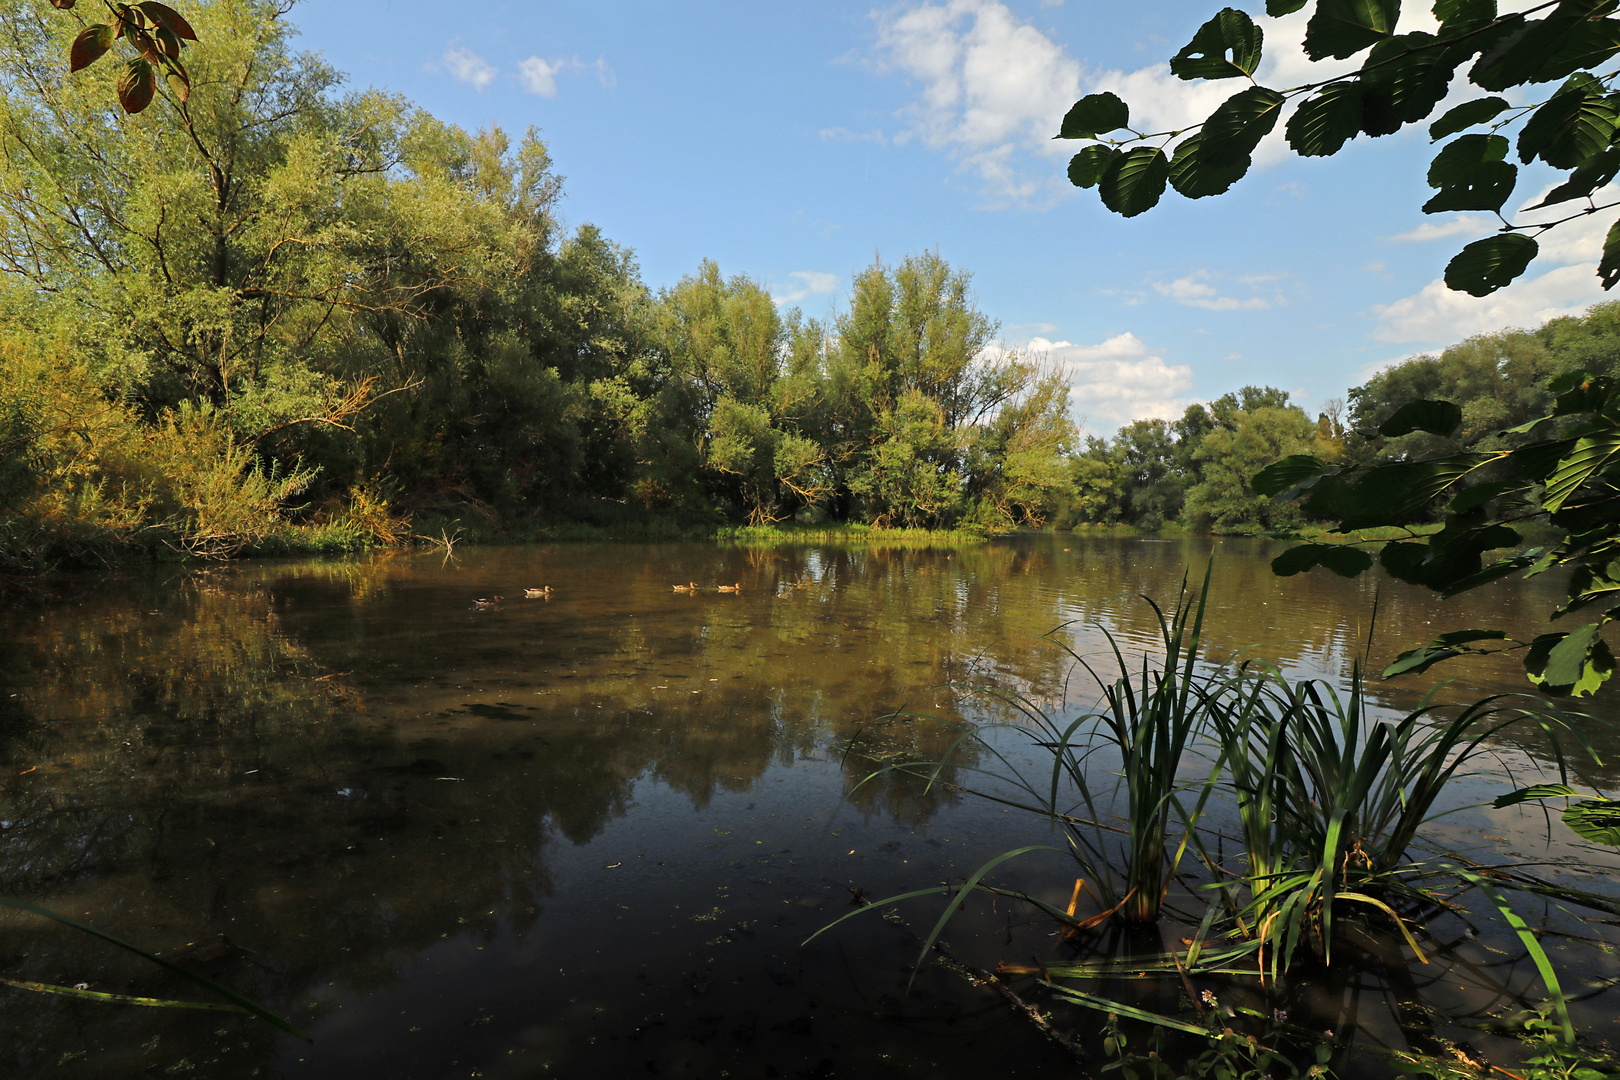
[716,582,740,593]
[673,581,699,592]
[523,587,553,598]
[473,595,503,609]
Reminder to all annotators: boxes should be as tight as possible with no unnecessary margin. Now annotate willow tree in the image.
[2,0,650,516]
[651,261,828,523]
[822,252,1071,528]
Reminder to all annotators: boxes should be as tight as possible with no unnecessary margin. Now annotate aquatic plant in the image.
[813,566,1608,1065]
[0,896,307,1039]
[1205,665,1524,976]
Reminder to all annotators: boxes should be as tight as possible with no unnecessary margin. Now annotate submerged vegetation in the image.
[823,569,1620,1076]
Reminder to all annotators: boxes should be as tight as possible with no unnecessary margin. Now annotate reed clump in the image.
[815,564,1608,1068]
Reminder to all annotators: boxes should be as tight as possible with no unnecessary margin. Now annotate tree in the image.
[651,261,829,523]
[819,252,1070,528]
[1057,0,1620,297]
[1186,403,1316,529]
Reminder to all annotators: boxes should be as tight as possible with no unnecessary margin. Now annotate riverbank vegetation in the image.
[6,2,1620,577]
[827,574,1620,1078]
[0,0,1079,575]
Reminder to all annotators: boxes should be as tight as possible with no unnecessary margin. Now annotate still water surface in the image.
[1,537,1617,1078]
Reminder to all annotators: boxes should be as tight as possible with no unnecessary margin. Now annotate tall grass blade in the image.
[0,897,311,1041]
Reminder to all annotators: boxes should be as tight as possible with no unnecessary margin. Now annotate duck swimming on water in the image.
[673,582,698,592]
[716,583,740,593]
[523,587,553,598]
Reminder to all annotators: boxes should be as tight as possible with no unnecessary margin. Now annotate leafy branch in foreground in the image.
[1058,0,1620,297]
[1254,371,1620,696]
[53,1,197,113]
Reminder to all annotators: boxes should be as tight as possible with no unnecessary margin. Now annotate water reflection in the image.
[0,538,1613,1077]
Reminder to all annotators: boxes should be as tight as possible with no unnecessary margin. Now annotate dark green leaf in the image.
[1317,546,1376,577]
[1379,398,1463,437]
[1435,0,1499,35]
[1059,93,1129,139]
[1526,623,1615,696]
[1167,133,1250,198]
[1200,87,1286,167]
[1253,454,1330,497]
[1382,540,1434,583]
[1601,217,1620,289]
[1516,73,1618,169]
[1471,3,1617,91]
[1550,370,1615,413]
[1270,543,1374,578]
[1528,146,1620,209]
[1564,799,1620,846]
[1268,0,1307,13]
[1360,32,1464,128]
[1444,233,1538,296]
[1287,82,1366,156]
[1429,96,1510,139]
[1423,134,1517,213]
[69,24,114,72]
[1384,627,1508,676]
[1343,456,1493,528]
[1172,8,1265,80]
[1450,478,1523,512]
[1306,0,1402,60]
[1438,552,1538,596]
[1098,147,1169,218]
[162,56,189,102]
[1565,562,1620,612]
[1068,145,1117,188]
[1533,17,1620,83]
[1543,429,1620,512]
[1492,783,1581,808]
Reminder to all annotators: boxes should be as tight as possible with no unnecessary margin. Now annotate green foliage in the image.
[57,1,198,114]
[812,571,1594,1064]
[1259,369,1620,695]
[1,3,1080,563]
[1059,0,1620,295]
[1064,387,1331,531]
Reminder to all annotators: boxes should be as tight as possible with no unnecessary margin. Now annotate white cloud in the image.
[518,57,563,97]
[518,56,614,97]
[872,0,1082,205]
[1020,332,1195,433]
[1151,269,1276,311]
[866,2,1365,205]
[443,46,497,90]
[771,270,840,306]
[1384,214,1496,244]
[1371,186,1619,344]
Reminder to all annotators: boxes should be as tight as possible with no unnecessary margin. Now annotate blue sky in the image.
[288,0,1611,434]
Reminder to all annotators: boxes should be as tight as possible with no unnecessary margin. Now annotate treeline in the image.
[0,0,1075,570]
[1065,304,1620,533]
[6,2,1620,572]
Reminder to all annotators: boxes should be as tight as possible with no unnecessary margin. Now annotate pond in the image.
[1,536,1617,1078]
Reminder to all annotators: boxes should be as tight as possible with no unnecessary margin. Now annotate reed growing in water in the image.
[815,564,1610,1066]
